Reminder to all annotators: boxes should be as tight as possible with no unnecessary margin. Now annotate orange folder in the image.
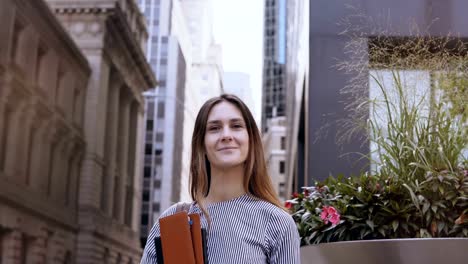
[158,211,206,264]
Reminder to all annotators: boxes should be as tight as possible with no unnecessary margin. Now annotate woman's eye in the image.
[232,124,243,129]
[208,126,220,131]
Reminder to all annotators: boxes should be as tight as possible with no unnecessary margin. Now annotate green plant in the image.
[288,166,467,245]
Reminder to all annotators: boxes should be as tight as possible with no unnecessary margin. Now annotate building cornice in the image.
[27,0,91,76]
[47,0,156,91]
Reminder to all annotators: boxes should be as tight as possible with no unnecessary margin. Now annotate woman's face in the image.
[204,101,249,170]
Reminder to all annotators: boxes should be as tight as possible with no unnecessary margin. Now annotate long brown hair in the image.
[189,94,284,212]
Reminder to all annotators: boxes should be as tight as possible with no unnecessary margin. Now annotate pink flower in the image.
[320,206,341,226]
[320,210,329,224]
[329,213,341,226]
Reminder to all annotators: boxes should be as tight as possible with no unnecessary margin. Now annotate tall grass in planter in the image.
[289,34,468,245]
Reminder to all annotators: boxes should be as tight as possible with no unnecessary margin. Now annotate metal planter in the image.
[300,238,468,264]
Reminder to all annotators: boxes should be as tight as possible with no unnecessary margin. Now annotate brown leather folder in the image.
[189,213,204,264]
[159,211,196,264]
[159,212,206,264]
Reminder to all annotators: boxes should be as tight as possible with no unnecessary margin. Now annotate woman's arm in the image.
[266,211,301,264]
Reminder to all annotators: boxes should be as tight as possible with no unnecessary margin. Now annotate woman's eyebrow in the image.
[207,118,244,124]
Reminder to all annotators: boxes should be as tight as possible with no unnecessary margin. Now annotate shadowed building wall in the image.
[0,0,90,262]
[305,0,468,184]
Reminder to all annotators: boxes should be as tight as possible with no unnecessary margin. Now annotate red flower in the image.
[285,201,293,209]
[303,189,310,196]
[292,192,299,198]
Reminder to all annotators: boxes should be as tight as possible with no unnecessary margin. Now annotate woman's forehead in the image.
[207,102,244,122]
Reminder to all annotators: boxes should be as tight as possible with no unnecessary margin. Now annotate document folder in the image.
[156,211,207,264]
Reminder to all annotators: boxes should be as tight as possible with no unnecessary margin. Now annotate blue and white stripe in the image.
[140,194,300,264]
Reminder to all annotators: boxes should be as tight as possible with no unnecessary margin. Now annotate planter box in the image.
[300,238,468,264]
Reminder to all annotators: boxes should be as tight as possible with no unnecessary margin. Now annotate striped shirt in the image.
[140,193,300,264]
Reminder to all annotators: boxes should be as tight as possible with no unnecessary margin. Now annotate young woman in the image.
[140,94,300,264]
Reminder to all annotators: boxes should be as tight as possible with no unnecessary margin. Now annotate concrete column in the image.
[102,76,121,216]
[0,85,9,172]
[124,101,138,226]
[115,91,131,223]
[2,229,22,264]
[131,105,145,231]
[79,53,110,209]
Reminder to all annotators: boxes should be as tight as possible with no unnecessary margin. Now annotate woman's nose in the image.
[220,127,233,141]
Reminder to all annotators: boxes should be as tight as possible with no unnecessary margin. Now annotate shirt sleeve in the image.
[266,211,301,264]
[139,204,178,264]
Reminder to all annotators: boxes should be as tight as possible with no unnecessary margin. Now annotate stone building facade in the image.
[46,0,157,262]
[0,0,90,262]
[0,0,156,262]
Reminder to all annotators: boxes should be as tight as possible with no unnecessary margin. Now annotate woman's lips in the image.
[218,147,237,151]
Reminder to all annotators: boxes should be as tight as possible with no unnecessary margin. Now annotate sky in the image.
[212,0,264,122]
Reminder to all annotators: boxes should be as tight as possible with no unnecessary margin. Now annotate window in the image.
[280,136,286,150]
[63,251,72,264]
[279,161,285,174]
[36,44,47,84]
[279,182,286,198]
[157,102,165,118]
[154,156,162,165]
[145,144,152,155]
[155,132,164,142]
[11,19,25,62]
[144,167,151,178]
[154,179,161,188]
[141,214,148,225]
[152,203,160,212]
[142,191,150,202]
[146,120,153,130]
[155,149,162,156]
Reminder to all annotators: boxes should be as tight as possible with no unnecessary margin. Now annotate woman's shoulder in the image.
[159,201,193,218]
[247,196,294,223]
[248,197,299,246]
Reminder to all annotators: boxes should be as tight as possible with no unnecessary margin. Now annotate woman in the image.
[140,94,300,264]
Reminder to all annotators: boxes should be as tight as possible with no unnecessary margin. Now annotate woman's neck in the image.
[205,164,246,204]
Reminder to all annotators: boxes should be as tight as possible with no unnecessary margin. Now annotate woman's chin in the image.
[212,159,244,169]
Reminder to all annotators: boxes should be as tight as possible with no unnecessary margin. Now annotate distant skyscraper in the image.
[262,0,287,132]
[180,0,224,101]
[138,0,222,249]
[223,72,256,119]
[138,0,191,248]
